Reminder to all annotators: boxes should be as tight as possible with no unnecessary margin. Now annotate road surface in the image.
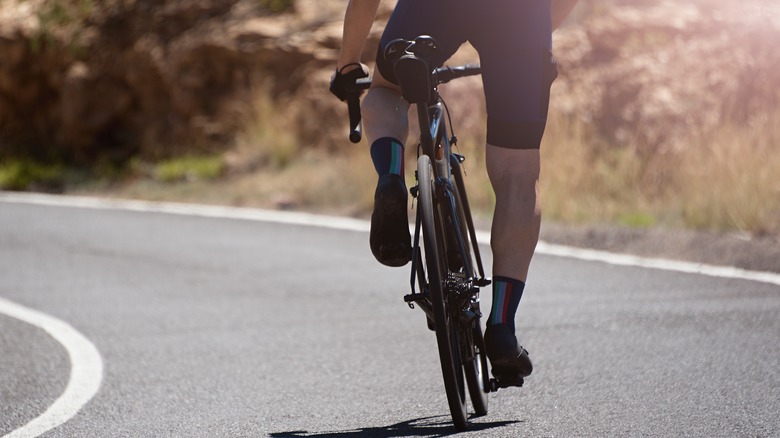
[1,194,779,437]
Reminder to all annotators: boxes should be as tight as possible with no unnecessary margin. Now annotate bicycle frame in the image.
[408,95,488,305]
[406,71,494,428]
[342,36,496,430]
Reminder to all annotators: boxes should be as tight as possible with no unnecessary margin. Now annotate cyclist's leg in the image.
[365,0,468,142]
[362,74,407,148]
[362,0,468,267]
[469,0,556,379]
[473,1,554,275]
[362,74,412,267]
[468,0,554,281]
[484,147,538,380]
[486,147,541,283]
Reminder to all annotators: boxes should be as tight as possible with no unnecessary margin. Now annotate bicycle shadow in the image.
[269,415,521,437]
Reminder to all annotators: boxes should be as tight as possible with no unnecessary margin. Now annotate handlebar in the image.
[346,77,371,143]
[344,65,481,144]
[434,64,481,85]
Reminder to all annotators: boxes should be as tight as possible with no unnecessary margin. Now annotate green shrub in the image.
[153,155,225,183]
[0,161,65,191]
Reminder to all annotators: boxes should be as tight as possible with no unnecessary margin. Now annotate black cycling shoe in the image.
[369,174,411,267]
[484,324,533,381]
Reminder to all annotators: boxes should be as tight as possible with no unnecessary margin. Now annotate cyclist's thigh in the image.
[469,0,556,149]
[376,0,469,85]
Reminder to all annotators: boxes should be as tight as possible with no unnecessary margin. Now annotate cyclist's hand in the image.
[329,64,369,101]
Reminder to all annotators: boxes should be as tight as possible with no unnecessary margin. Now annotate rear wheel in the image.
[464,324,489,416]
[445,157,489,416]
[418,155,469,431]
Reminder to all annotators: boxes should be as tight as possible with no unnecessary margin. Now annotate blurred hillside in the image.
[0,0,778,238]
[547,0,780,237]
[556,0,779,155]
[0,0,329,164]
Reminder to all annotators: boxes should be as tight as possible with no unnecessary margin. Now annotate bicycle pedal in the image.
[404,292,427,303]
[489,376,524,392]
[474,277,492,288]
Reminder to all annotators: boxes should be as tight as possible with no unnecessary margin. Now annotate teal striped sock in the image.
[487,276,525,332]
[370,137,404,176]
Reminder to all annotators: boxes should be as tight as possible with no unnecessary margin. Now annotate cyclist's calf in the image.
[486,147,542,282]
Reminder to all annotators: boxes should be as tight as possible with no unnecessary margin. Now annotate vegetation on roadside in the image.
[0,160,66,191]
[220,85,780,237]
[538,110,780,236]
[3,0,778,240]
[66,71,779,238]
[148,155,225,183]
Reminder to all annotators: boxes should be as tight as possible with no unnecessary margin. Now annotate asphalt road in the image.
[1,196,779,437]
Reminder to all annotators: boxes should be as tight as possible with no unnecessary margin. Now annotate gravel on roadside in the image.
[540,222,780,274]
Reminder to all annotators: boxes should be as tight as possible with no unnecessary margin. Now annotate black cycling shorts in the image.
[376,0,557,149]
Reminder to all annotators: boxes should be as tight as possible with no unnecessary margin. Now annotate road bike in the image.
[343,36,521,431]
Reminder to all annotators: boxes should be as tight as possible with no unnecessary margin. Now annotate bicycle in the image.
[343,36,522,431]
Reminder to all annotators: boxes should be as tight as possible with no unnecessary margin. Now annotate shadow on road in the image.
[269,415,521,437]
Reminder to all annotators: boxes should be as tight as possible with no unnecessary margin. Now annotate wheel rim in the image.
[418,155,469,430]
[464,325,489,416]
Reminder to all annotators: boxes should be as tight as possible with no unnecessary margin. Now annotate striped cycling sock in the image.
[370,137,404,177]
[487,276,525,332]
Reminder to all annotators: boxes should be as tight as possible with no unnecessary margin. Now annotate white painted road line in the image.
[535,241,780,286]
[0,190,778,437]
[0,297,104,438]
[2,191,779,288]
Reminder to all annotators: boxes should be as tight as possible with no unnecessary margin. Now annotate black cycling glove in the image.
[329,64,369,101]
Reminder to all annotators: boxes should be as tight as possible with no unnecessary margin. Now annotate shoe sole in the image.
[489,351,533,379]
[370,188,411,267]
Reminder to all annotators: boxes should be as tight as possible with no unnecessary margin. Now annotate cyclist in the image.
[330,0,580,383]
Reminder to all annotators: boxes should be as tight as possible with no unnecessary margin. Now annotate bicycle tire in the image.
[418,154,469,431]
[464,324,489,416]
[445,162,489,415]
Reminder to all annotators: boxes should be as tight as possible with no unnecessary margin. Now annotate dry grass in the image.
[541,112,652,226]
[539,109,780,236]
[104,97,778,240]
[671,111,780,236]
[88,77,779,240]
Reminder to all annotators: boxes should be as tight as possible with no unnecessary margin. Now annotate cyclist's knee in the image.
[487,146,540,212]
[486,146,540,187]
[362,84,408,123]
[362,71,409,143]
